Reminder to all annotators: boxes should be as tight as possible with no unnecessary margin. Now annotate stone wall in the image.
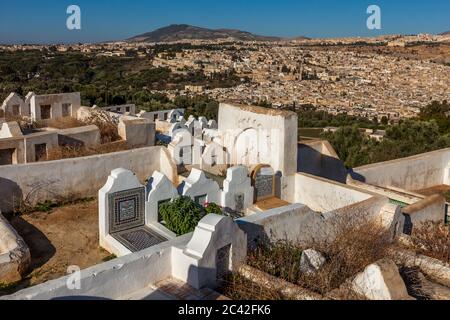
[0,146,177,213]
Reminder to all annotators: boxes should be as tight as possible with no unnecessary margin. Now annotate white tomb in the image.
[146,171,179,238]
[172,214,247,289]
[178,168,221,206]
[99,168,168,257]
[221,166,254,212]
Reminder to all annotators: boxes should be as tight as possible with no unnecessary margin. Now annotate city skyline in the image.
[0,0,449,44]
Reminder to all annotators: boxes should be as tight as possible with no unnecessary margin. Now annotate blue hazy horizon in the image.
[0,0,449,44]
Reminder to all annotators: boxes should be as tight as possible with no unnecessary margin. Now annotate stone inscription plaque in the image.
[254,167,275,201]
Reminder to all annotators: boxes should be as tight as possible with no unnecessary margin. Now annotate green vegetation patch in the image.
[159,197,223,236]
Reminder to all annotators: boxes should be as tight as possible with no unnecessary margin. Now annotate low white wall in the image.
[295,173,374,212]
[0,146,176,212]
[352,148,450,191]
[238,194,390,249]
[403,195,447,231]
[57,125,101,148]
[1,234,192,300]
[238,204,324,247]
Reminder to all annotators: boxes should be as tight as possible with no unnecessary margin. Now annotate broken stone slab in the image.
[0,212,31,284]
[238,265,323,300]
[299,249,326,275]
[401,267,450,300]
[351,258,413,300]
[391,249,450,288]
[416,272,450,300]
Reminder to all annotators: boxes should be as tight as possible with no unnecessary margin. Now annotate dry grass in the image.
[42,141,131,161]
[399,267,432,300]
[246,215,393,297]
[408,222,450,264]
[219,273,285,300]
[82,110,120,143]
[3,113,34,132]
[35,117,85,129]
[6,110,120,144]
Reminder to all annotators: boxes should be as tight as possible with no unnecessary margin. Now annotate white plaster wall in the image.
[0,137,25,164]
[353,148,450,191]
[1,93,28,117]
[57,125,101,148]
[0,146,175,212]
[138,109,185,122]
[221,166,254,211]
[1,234,192,300]
[102,104,136,115]
[118,118,155,147]
[403,194,446,226]
[218,103,298,176]
[179,169,221,205]
[295,173,374,213]
[31,92,81,121]
[0,122,23,139]
[237,204,329,247]
[238,195,390,248]
[24,131,59,163]
[172,215,247,289]
[146,171,179,223]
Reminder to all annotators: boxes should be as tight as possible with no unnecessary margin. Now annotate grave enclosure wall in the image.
[0,146,177,212]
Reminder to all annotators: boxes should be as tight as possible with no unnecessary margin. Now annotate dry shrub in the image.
[219,273,285,300]
[36,117,85,129]
[82,110,120,143]
[399,267,432,300]
[3,113,34,132]
[43,141,131,161]
[408,222,450,264]
[247,214,393,297]
[38,111,120,143]
[4,110,120,144]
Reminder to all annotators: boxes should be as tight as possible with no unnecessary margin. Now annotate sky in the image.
[0,0,449,44]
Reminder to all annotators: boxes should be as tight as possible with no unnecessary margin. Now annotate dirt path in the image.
[9,199,111,289]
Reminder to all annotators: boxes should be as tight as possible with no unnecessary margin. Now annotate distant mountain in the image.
[127,24,303,43]
[440,30,450,36]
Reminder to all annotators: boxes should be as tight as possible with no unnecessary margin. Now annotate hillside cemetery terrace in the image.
[0,100,449,300]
